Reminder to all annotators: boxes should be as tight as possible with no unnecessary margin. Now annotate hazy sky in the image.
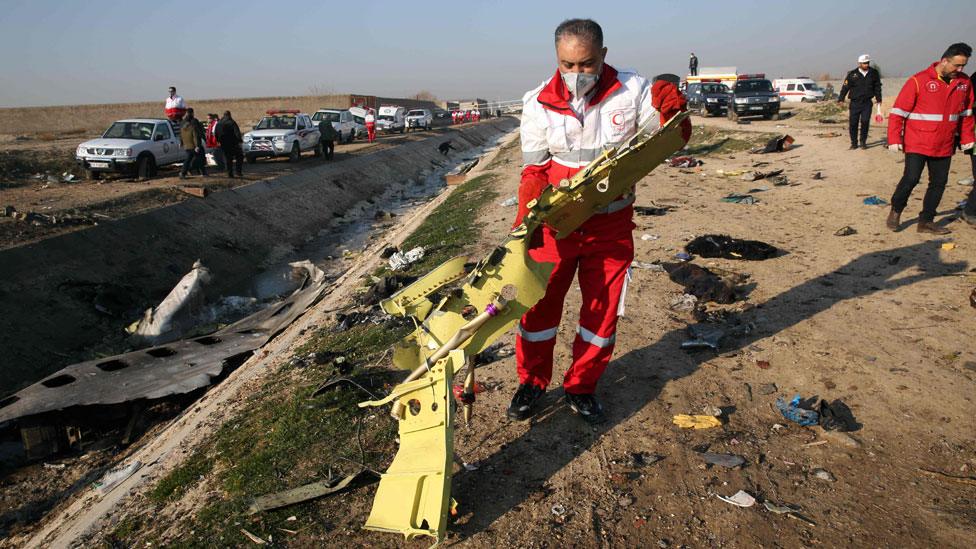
[1,0,973,107]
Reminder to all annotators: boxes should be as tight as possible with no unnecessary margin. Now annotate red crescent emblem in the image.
[611,112,624,125]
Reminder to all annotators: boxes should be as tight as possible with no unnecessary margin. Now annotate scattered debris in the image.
[631,452,662,467]
[700,452,745,468]
[499,196,518,207]
[551,503,567,516]
[741,169,783,182]
[617,494,635,507]
[918,468,976,487]
[475,341,515,365]
[811,468,836,482]
[248,471,374,514]
[681,321,753,350]
[632,261,665,271]
[758,383,777,395]
[640,233,660,241]
[1,205,16,217]
[763,501,816,524]
[959,177,975,186]
[862,196,888,206]
[667,156,702,168]
[669,293,699,312]
[127,260,212,345]
[674,252,692,261]
[663,263,738,304]
[812,171,824,180]
[716,169,745,177]
[720,193,756,205]
[716,490,756,507]
[95,460,142,494]
[818,399,857,431]
[43,462,67,470]
[751,135,794,154]
[776,395,819,426]
[445,159,479,185]
[634,205,671,216]
[819,118,839,124]
[179,186,209,198]
[388,246,425,271]
[240,528,267,545]
[834,226,857,236]
[672,414,722,429]
[686,234,780,260]
[756,360,771,370]
[814,132,842,138]
[941,242,956,251]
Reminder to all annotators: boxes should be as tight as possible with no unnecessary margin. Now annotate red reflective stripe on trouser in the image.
[515,224,634,393]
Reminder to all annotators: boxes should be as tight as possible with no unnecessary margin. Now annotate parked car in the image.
[376,106,406,134]
[311,109,357,143]
[242,110,321,163]
[772,77,825,103]
[685,81,731,117]
[728,74,781,121]
[405,109,433,131]
[349,107,368,139]
[75,118,183,180]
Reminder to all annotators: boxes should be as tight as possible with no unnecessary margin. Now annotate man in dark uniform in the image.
[838,54,883,150]
[318,118,338,160]
[216,111,244,178]
[689,52,698,77]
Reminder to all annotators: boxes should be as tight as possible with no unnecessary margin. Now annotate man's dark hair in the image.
[223,110,232,118]
[169,86,176,91]
[554,18,603,48]
[942,42,973,59]
[185,108,194,116]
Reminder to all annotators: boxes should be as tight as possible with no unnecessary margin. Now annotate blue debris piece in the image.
[776,395,820,426]
[862,196,889,206]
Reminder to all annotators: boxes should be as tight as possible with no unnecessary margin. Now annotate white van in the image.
[376,106,406,134]
[772,78,825,103]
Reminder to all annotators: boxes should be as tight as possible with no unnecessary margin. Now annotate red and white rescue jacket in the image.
[517,65,660,231]
[165,94,187,119]
[888,63,974,157]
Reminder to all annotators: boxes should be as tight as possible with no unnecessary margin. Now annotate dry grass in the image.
[0,94,356,137]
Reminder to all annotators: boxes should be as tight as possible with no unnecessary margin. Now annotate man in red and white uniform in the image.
[365,108,376,143]
[887,42,974,235]
[507,18,690,424]
[165,86,187,122]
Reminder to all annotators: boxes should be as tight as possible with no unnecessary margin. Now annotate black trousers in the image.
[689,67,698,76]
[181,148,207,176]
[849,99,872,146]
[221,144,243,175]
[322,139,334,160]
[966,153,976,216]
[890,153,951,222]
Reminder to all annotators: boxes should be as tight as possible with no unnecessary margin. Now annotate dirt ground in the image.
[0,120,462,250]
[6,103,976,548]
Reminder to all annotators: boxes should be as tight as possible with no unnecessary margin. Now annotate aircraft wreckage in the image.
[358,112,691,544]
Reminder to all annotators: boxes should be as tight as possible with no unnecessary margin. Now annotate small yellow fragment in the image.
[941,242,956,251]
[672,414,723,429]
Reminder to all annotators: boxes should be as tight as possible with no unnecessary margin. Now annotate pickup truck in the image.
[405,109,433,131]
[311,109,357,143]
[242,110,322,163]
[75,118,183,180]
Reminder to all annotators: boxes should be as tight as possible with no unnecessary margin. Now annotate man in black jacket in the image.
[689,52,698,77]
[216,111,244,178]
[838,54,883,150]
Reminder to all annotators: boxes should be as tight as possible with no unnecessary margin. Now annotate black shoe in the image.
[859,143,868,150]
[565,392,606,424]
[507,383,545,420]
[849,144,858,150]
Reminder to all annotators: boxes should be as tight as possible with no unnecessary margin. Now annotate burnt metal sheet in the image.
[0,261,327,425]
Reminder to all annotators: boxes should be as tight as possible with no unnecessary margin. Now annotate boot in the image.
[885,208,900,231]
[916,221,950,235]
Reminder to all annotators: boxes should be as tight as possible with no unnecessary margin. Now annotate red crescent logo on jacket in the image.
[926,81,940,93]
[959,83,970,91]
[611,112,624,125]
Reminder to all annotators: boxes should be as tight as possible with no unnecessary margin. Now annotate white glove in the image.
[962,142,975,151]
[888,144,903,152]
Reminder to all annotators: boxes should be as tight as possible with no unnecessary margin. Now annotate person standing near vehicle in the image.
[689,52,698,76]
[216,111,244,178]
[886,43,974,235]
[179,108,207,179]
[204,113,225,171]
[837,54,883,150]
[508,18,690,424]
[318,116,338,160]
[165,86,187,123]
[365,108,376,143]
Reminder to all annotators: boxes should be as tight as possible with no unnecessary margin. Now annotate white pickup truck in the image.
[75,118,183,180]
[405,109,433,132]
[242,110,322,163]
[311,109,358,144]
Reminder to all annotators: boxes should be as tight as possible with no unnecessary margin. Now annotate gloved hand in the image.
[888,144,904,152]
[962,142,975,152]
[512,173,548,229]
[651,79,692,143]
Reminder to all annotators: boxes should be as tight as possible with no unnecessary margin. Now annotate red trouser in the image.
[516,216,634,394]
[366,122,376,142]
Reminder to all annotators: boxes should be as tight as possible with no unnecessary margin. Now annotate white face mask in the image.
[561,71,599,97]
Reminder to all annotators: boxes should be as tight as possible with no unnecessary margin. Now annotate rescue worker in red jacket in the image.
[508,18,691,424]
[165,86,187,122]
[887,42,975,235]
